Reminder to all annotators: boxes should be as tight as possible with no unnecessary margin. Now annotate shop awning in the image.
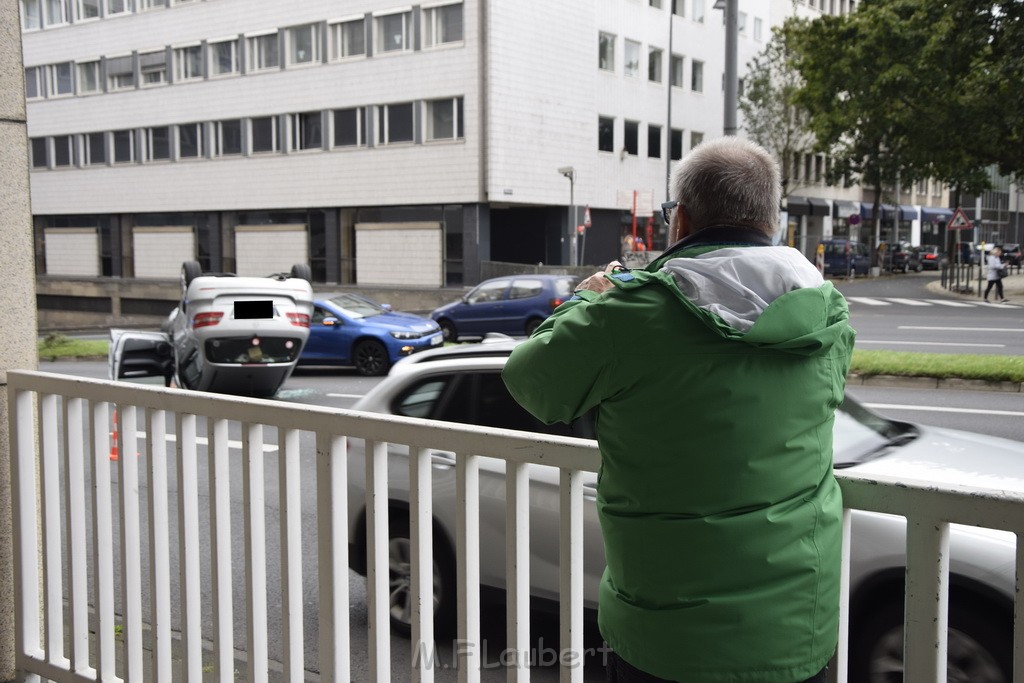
[920,206,953,222]
[860,203,896,220]
[786,196,810,216]
[833,201,860,219]
[807,198,830,216]
[898,204,919,221]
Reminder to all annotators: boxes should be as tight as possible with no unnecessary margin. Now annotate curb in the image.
[848,373,1023,393]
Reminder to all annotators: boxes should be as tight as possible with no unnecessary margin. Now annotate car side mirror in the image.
[380,303,393,312]
[322,316,340,326]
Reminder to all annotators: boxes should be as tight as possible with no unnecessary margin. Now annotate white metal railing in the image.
[7,369,1024,683]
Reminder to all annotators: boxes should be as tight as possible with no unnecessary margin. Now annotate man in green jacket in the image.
[502,137,855,682]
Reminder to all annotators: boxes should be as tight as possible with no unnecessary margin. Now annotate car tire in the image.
[353,340,390,376]
[850,595,1011,683]
[181,261,203,290]
[438,319,457,343]
[387,512,457,638]
[289,263,312,282]
[524,317,543,337]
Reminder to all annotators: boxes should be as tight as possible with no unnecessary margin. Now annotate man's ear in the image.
[674,206,692,241]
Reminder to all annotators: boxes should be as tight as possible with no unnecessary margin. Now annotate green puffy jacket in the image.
[502,235,855,682]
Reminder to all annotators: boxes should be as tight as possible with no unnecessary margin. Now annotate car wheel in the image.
[524,317,543,337]
[438,319,457,343]
[388,513,456,638]
[181,261,203,290]
[850,597,1011,683]
[289,263,312,282]
[353,340,389,376]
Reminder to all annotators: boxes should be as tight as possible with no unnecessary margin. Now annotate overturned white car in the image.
[110,261,314,398]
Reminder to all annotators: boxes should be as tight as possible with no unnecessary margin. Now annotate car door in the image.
[302,304,350,363]
[456,278,510,336]
[109,329,174,385]
[504,278,546,334]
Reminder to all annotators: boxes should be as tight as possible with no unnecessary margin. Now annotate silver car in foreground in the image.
[110,261,314,397]
[346,340,1016,683]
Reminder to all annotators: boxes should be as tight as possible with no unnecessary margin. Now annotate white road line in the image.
[923,299,976,307]
[856,340,1006,348]
[864,403,1024,418]
[846,297,891,306]
[326,393,365,399]
[899,326,1024,333]
[133,431,279,452]
[975,301,1017,308]
[886,298,932,307]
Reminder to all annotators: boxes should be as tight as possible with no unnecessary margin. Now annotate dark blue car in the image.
[299,293,443,375]
[430,274,577,342]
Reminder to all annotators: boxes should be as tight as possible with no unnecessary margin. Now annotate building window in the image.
[287,23,321,66]
[178,122,204,158]
[214,120,242,156]
[624,40,641,77]
[291,112,323,151]
[138,0,165,9]
[174,45,203,81]
[84,132,106,165]
[47,62,74,97]
[22,0,42,30]
[77,0,99,19]
[77,61,100,94]
[251,116,280,153]
[106,0,128,15]
[377,11,412,53]
[598,116,614,152]
[106,55,135,91]
[739,12,747,35]
[754,17,763,41]
[691,131,704,149]
[598,32,615,71]
[426,97,463,141]
[30,138,48,168]
[53,135,73,167]
[670,54,684,87]
[112,129,134,163]
[691,59,704,92]
[648,47,663,83]
[330,18,365,60]
[143,126,171,161]
[647,125,662,159]
[624,120,639,155]
[24,67,42,99]
[693,0,705,22]
[672,0,684,16]
[333,107,367,147]
[139,51,168,86]
[45,0,69,26]
[670,128,683,160]
[209,39,239,76]
[247,33,280,72]
[377,102,414,144]
[649,0,662,7]
[424,3,463,47]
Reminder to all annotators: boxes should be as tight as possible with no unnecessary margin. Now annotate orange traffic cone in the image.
[109,410,120,461]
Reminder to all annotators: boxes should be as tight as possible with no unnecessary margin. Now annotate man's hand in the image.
[575,261,626,294]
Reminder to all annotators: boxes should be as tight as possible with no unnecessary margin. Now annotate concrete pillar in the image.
[0,1,38,679]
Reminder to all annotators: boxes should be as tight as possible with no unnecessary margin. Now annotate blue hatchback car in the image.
[430,274,577,342]
[299,293,443,375]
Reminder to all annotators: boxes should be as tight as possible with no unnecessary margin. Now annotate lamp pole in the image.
[558,167,577,266]
[715,0,739,136]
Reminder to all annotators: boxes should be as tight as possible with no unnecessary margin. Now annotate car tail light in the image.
[286,312,310,328]
[192,312,223,329]
[550,297,565,309]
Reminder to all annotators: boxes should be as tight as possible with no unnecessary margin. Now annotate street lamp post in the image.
[714,0,739,136]
[558,166,577,266]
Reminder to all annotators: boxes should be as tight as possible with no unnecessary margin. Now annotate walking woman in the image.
[984,246,1009,303]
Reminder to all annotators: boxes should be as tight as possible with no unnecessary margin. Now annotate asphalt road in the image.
[831,271,1024,356]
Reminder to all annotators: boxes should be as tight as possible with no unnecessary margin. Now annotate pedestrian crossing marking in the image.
[887,298,932,307]
[845,297,1018,308]
[846,297,890,306]
[923,299,977,307]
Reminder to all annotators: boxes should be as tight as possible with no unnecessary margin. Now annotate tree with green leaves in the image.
[738,32,817,200]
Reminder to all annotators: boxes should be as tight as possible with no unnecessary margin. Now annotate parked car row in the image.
[818,238,1019,276]
[345,340,1017,682]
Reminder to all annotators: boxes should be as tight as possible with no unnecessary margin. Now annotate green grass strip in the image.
[38,336,109,360]
[851,349,1024,383]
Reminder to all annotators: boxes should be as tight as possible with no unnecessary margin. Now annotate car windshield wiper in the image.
[834,425,920,469]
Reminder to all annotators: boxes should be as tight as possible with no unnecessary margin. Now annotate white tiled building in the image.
[22,0,802,294]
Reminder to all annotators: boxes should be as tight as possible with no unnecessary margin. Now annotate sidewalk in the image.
[924,268,1024,301]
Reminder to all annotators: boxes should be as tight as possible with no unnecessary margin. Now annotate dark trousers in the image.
[984,278,1005,300]
[606,652,828,683]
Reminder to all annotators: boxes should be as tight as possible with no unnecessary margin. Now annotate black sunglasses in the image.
[661,200,678,224]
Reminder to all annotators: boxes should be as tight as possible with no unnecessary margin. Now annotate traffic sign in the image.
[946,207,972,230]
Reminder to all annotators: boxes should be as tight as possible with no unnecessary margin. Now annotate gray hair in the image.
[670,137,781,236]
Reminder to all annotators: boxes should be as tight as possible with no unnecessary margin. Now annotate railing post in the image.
[317,433,349,683]
[410,446,434,683]
[904,518,950,682]
[10,388,41,676]
[365,440,391,682]
[506,462,530,683]
[242,422,269,683]
[456,453,481,683]
[559,470,584,683]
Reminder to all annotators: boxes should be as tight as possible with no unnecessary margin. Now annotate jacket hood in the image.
[658,246,851,356]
